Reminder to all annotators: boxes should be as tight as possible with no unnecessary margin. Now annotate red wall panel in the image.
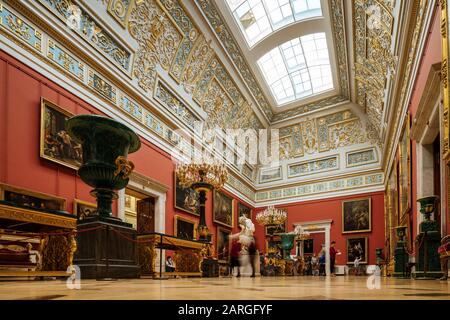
[407,7,444,237]
[254,192,385,265]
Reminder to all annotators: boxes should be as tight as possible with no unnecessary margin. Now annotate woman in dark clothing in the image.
[230,238,241,277]
[248,237,258,277]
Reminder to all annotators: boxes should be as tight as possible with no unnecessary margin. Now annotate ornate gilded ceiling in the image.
[0,0,420,204]
[197,0,351,122]
[353,0,398,138]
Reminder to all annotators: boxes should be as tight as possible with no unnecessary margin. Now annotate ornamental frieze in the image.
[278,110,369,160]
[38,0,132,72]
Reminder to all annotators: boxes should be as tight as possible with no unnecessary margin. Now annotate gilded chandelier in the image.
[256,206,287,226]
[175,163,228,190]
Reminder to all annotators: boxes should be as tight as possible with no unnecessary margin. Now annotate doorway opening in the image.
[124,188,155,233]
[293,220,332,275]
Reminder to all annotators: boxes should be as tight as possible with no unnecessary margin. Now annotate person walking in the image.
[230,238,241,277]
[248,237,258,277]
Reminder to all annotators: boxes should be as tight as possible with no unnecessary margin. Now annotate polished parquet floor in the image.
[0,276,449,300]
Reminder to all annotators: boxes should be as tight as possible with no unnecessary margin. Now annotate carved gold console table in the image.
[0,202,77,277]
[137,233,206,278]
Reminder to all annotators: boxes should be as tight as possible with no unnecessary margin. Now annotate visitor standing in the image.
[230,238,241,277]
[311,253,319,276]
[330,241,340,277]
[165,256,175,272]
[319,250,326,276]
[248,237,258,277]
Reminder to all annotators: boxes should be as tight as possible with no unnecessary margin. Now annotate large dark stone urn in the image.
[66,115,141,279]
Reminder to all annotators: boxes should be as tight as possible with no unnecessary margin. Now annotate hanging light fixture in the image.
[256,205,287,226]
[176,162,228,242]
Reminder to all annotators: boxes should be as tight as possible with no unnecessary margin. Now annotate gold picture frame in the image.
[174,215,197,241]
[0,182,66,211]
[342,198,371,234]
[40,98,82,170]
[213,190,235,228]
[174,172,199,216]
[237,202,252,220]
[441,1,450,158]
[73,199,96,220]
[264,222,286,236]
[398,113,411,218]
[346,236,368,265]
[216,227,232,263]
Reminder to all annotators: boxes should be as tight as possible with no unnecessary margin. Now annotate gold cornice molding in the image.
[6,0,179,129]
[129,171,170,193]
[411,62,442,140]
[382,0,431,174]
[256,169,383,192]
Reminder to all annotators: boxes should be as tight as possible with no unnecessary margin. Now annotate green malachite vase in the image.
[66,115,141,217]
[280,233,295,260]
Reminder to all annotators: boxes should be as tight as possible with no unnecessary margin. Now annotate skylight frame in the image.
[226,0,323,47]
[257,32,334,106]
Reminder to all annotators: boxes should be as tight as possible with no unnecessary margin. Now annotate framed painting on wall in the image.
[303,238,314,255]
[346,237,368,264]
[174,172,199,216]
[259,166,282,183]
[73,199,96,220]
[174,215,197,241]
[342,198,371,234]
[398,113,411,219]
[238,202,252,220]
[441,1,450,158]
[40,98,82,170]
[265,222,286,236]
[217,227,231,263]
[213,190,234,228]
[0,183,66,211]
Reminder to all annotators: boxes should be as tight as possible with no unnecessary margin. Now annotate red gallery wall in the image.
[253,192,385,265]
[406,5,445,237]
[0,50,248,253]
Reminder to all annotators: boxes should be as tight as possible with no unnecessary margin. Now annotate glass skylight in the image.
[257,33,333,105]
[226,0,322,46]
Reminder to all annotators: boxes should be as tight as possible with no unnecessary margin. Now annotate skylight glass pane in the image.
[257,32,334,105]
[227,0,323,46]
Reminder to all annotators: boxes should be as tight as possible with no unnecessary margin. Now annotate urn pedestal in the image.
[393,226,408,278]
[413,196,443,279]
[66,115,141,279]
[75,216,139,279]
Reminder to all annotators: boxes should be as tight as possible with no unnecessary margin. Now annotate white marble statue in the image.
[238,215,255,246]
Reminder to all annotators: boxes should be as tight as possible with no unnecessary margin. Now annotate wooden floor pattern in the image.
[0,276,449,300]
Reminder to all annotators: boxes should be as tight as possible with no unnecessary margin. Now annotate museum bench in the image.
[137,233,210,278]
